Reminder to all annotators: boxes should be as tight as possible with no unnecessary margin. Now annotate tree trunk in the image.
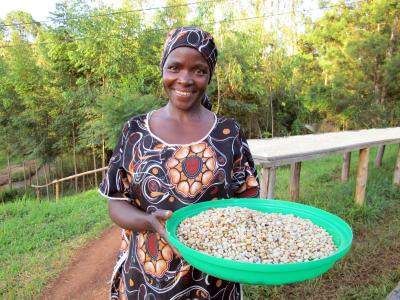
[380,15,399,104]
[60,156,63,197]
[23,161,27,190]
[270,87,274,138]
[102,137,106,179]
[92,145,98,187]
[72,128,78,192]
[34,159,40,200]
[44,164,50,200]
[374,23,382,105]
[7,152,12,189]
[28,164,32,186]
[373,60,381,105]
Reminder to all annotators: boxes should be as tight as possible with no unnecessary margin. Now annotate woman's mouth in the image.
[174,90,192,97]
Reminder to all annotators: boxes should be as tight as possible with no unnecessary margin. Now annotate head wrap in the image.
[160,26,218,110]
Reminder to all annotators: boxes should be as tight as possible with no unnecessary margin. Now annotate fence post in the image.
[355,148,370,205]
[375,145,385,168]
[341,152,351,182]
[290,162,301,201]
[55,182,60,201]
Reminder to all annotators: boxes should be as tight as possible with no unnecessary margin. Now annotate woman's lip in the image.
[174,90,193,96]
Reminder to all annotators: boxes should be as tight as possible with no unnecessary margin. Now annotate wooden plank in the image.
[260,166,269,198]
[355,148,370,205]
[290,162,301,201]
[267,167,276,199]
[375,145,385,167]
[259,166,276,199]
[341,152,351,182]
[252,139,400,167]
[394,145,400,186]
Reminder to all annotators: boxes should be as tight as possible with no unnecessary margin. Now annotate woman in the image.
[100,26,259,300]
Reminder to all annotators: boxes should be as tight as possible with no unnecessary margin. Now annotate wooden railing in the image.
[31,127,400,205]
[31,167,107,200]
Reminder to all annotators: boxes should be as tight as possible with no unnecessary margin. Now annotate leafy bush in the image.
[0,188,35,203]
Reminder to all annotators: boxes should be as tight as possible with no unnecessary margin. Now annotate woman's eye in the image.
[167,65,178,71]
[195,68,207,75]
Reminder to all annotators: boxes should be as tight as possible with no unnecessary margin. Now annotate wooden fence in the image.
[30,127,400,205]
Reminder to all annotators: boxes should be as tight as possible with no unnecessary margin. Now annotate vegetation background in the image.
[0,0,399,297]
[1,0,399,174]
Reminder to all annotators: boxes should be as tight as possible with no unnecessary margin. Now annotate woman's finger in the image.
[152,209,172,221]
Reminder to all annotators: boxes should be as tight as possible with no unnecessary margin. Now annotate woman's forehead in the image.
[165,47,208,66]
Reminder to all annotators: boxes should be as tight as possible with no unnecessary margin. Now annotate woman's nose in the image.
[177,70,194,85]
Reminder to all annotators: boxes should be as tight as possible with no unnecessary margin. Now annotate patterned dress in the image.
[99,111,259,300]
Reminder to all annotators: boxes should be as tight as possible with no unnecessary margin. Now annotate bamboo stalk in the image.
[102,138,106,179]
[44,164,50,200]
[92,145,98,187]
[28,164,32,186]
[7,152,12,189]
[72,128,78,192]
[60,156,63,197]
[23,161,27,190]
[34,160,39,200]
[31,167,108,188]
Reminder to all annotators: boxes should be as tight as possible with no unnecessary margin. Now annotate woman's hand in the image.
[148,209,172,241]
[108,201,181,256]
[148,209,181,257]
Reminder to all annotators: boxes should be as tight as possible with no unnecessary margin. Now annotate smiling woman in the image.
[99,26,259,300]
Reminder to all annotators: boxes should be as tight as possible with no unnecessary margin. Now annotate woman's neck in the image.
[164,102,208,123]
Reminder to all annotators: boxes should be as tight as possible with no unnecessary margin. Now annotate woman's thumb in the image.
[152,209,172,220]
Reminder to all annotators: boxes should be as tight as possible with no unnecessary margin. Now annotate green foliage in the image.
[0,0,399,165]
[0,188,35,203]
[0,190,111,297]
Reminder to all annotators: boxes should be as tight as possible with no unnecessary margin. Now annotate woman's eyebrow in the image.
[165,60,181,65]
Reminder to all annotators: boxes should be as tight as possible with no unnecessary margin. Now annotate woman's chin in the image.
[170,98,200,111]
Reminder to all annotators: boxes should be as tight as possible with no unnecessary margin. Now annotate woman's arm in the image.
[108,200,172,240]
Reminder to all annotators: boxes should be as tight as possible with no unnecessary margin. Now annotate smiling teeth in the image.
[175,90,191,96]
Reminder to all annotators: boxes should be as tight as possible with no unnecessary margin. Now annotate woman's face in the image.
[162,47,210,111]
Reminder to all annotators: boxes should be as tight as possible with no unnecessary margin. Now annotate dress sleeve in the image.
[99,122,131,201]
[231,124,260,198]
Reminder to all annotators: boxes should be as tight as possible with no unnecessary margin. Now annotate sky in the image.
[0,0,59,21]
[0,0,324,23]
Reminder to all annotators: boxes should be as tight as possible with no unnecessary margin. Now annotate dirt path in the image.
[41,226,120,300]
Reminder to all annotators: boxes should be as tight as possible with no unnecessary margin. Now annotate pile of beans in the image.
[177,207,337,264]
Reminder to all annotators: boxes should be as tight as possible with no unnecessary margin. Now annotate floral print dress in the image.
[99,112,259,300]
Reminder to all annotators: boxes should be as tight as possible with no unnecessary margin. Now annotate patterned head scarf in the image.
[160,26,218,110]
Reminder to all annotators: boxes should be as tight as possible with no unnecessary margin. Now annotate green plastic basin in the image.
[165,198,353,285]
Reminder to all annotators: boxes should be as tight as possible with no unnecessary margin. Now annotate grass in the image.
[244,144,400,299]
[0,190,111,298]
[1,145,399,299]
